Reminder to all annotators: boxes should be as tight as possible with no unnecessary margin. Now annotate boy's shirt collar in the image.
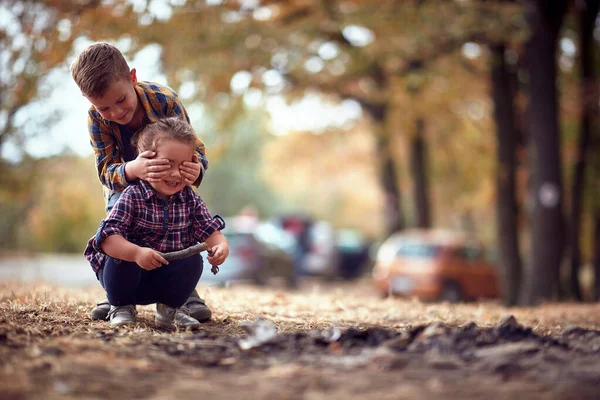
[135,82,158,123]
[138,179,188,203]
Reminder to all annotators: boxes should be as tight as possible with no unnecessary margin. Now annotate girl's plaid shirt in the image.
[88,81,209,205]
[84,180,224,274]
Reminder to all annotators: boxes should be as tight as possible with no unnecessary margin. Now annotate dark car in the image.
[336,229,372,279]
[200,218,296,287]
[274,215,339,278]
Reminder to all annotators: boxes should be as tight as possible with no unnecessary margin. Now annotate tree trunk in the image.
[521,0,568,305]
[593,215,600,301]
[490,44,522,306]
[569,0,600,301]
[410,118,431,229]
[363,102,405,235]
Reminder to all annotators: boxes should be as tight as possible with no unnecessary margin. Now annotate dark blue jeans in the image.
[98,254,203,308]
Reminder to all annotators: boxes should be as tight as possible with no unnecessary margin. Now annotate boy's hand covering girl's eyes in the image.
[207,243,229,267]
[130,150,171,182]
[135,247,169,270]
[179,154,201,185]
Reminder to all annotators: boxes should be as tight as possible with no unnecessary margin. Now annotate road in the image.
[0,253,98,288]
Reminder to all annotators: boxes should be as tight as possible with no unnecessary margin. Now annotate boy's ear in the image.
[130,68,137,85]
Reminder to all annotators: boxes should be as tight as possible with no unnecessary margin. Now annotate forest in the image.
[1,0,599,307]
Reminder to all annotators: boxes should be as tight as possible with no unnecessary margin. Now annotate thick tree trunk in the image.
[363,102,405,235]
[569,0,600,301]
[490,44,522,306]
[521,0,568,305]
[410,118,431,229]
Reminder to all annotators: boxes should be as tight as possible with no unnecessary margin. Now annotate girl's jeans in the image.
[98,254,203,308]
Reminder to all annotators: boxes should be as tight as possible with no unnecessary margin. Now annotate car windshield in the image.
[224,232,255,248]
[396,242,441,258]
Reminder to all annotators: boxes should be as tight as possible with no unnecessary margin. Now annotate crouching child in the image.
[84,117,229,329]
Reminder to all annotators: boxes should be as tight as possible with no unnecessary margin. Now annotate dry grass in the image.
[2,278,600,336]
[2,279,600,400]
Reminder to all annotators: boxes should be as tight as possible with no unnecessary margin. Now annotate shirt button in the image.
[163,206,168,210]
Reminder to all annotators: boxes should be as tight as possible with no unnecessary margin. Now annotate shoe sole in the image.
[155,319,201,330]
[91,308,110,321]
[110,320,136,326]
[188,308,212,322]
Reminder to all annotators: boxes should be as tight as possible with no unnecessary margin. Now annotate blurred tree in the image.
[521,0,569,305]
[0,0,110,156]
[25,154,105,252]
[568,0,599,301]
[0,157,39,250]
[490,42,523,306]
[196,107,281,218]
[261,118,385,238]
[132,0,523,238]
[0,0,137,251]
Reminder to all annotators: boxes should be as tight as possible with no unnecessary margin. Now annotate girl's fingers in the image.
[156,254,169,265]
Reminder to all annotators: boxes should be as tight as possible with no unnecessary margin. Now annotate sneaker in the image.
[107,305,137,326]
[155,303,201,330]
[91,298,110,321]
[183,289,212,322]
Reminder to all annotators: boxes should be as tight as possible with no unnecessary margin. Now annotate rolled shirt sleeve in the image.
[191,196,225,243]
[88,110,130,192]
[90,190,135,252]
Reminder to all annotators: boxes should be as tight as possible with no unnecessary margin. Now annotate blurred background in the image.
[1,0,599,306]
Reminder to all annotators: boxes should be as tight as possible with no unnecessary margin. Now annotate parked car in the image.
[200,217,296,287]
[336,229,372,279]
[303,220,339,278]
[274,215,339,278]
[372,229,500,302]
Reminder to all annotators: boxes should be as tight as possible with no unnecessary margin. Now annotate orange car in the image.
[372,229,500,302]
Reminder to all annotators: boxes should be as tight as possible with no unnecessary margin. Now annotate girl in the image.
[84,117,229,329]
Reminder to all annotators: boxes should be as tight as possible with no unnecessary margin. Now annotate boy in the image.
[70,42,212,323]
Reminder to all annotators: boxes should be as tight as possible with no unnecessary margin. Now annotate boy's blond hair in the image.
[70,42,131,98]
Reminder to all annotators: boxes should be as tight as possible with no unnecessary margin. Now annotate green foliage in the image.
[0,154,105,253]
[0,157,40,249]
[197,107,281,219]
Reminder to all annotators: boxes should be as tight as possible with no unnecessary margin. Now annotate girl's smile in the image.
[150,138,194,199]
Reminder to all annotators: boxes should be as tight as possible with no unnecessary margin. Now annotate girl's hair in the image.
[132,117,197,154]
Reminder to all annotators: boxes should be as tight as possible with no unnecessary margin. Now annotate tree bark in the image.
[362,102,405,235]
[409,118,431,229]
[593,215,600,301]
[490,44,522,306]
[569,0,600,301]
[521,0,568,305]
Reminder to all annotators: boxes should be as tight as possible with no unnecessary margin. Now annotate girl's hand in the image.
[135,247,169,270]
[127,151,171,182]
[207,243,229,266]
[179,154,201,185]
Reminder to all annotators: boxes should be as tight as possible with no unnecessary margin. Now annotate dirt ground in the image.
[1,279,600,400]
